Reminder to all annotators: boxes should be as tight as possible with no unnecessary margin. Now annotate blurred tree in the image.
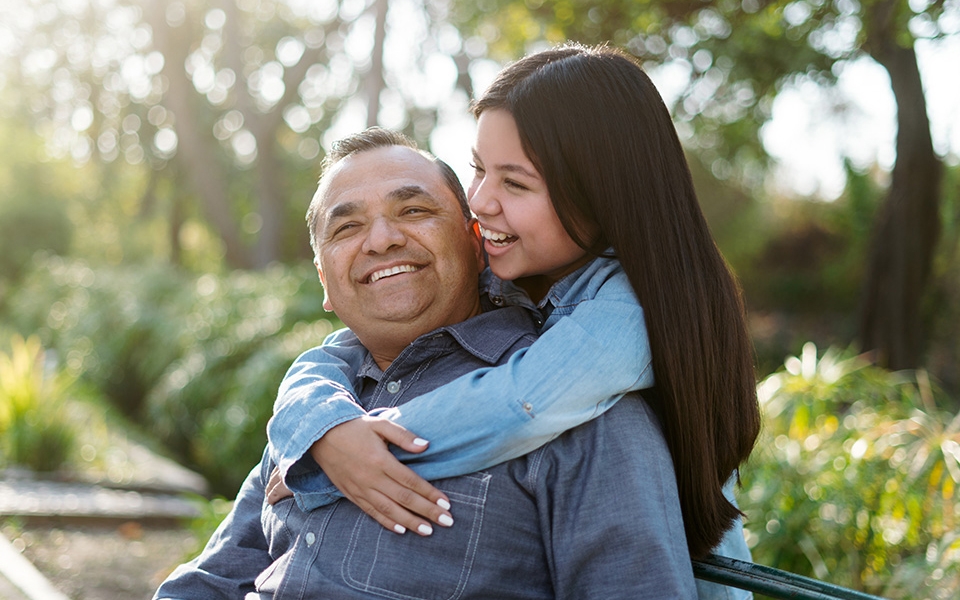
[451,0,956,370]
[0,118,74,284]
[0,0,464,269]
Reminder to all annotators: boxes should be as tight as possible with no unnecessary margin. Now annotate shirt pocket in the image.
[341,472,492,600]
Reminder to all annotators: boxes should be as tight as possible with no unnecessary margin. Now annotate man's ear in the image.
[468,218,485,272]
[316,259,333,312]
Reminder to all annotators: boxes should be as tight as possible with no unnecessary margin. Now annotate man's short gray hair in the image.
[306,127,470,257]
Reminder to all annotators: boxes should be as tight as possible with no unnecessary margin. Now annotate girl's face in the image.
[468,109,589,286]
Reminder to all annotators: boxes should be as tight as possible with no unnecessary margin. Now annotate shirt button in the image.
[522,402,534,413]
[305,532,316,546]
[491,295,503,306]
[386,380,401,394]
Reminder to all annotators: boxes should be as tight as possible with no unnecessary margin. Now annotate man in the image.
[154,129,697,599]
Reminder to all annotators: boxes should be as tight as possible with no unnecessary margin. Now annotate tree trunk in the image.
[147,0,252,269]
[858,2,942,369]
[365,0,389,128]
[249,39,328,268]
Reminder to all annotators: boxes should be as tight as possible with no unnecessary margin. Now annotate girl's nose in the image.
[468,176,499,217]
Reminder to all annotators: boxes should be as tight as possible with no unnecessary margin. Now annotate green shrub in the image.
[147,319,336,494]
[741,343,960,598]
[4,256,340,494]
[5,256,191,419]
[0,335,76,471]
[179,494,235,562]
[0,198,74,282]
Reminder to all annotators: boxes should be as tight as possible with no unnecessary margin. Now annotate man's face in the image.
[313,145,484,364]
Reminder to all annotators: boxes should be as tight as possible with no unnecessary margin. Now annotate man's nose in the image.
[468,177,499,218]
[361,216,406,254]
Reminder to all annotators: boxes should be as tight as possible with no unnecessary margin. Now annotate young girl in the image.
[268,43,760,563]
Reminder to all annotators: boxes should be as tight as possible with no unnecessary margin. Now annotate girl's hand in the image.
[266,467,293,504]
[309,416,453,536]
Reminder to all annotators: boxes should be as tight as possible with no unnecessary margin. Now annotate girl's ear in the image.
[315,259,333,312]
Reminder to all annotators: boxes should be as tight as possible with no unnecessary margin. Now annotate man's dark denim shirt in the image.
[155,303,695,599]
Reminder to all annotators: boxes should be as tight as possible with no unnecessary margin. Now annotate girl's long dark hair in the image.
[474,44,761,558]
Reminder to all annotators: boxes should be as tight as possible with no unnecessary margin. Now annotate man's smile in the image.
[366,263,423,284]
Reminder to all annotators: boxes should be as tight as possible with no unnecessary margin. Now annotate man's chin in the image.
[356,294,436,325]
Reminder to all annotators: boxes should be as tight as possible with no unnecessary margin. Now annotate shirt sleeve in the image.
[378,270,653,479]
[266,329,369,483]
[534,397,697,599]
[153,463,271,599]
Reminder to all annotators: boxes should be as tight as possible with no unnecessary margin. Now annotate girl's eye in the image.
[505,179,528,191]
[469,162,484,175]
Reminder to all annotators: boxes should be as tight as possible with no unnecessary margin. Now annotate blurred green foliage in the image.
[0,119,75,285]
[180,493,235,562]
[0,335,76,471]
[0,197,73,282]
[3,256,339,494]
[742,343,960,598]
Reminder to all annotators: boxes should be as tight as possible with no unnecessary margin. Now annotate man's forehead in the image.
[318,146,449,213]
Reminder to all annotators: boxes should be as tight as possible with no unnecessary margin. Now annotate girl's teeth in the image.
[481,227,516,244]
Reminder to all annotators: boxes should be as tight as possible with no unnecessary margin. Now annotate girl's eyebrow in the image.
[471,148,539,179]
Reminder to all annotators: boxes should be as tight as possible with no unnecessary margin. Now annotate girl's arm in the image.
[267,328,369,481]
[268,328,451,535]
[380,268,651,475]
[287,269,651,512]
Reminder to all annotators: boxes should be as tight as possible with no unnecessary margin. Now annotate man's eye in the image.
[332,222,358,236]
[402,207,429,216]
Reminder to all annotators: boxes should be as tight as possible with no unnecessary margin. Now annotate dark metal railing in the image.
[693,555,887,600]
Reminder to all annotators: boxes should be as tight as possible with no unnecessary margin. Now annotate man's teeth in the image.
[369,264,419,283]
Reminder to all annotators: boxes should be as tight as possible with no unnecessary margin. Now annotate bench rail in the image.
[693,555,887,600]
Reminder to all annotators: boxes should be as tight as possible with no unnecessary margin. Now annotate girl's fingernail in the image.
[417,524,433,536]
[413,438,429,446]
[394,524,406,534]
[438,514,454,527]
[437,498,451,510]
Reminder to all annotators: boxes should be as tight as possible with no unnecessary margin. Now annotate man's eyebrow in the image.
[322,186,442,233]
[326,201,360,223]
[386,184,437,203]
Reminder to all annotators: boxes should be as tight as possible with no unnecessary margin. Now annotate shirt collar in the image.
[481,250,619,312]
[356,305,538,381]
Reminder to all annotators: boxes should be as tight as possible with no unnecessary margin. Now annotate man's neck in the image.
[362,304,484,371]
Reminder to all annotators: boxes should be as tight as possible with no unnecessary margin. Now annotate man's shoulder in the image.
[429,305,540,365]
[540,392,669,465]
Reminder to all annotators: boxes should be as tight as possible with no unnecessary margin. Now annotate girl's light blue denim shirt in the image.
[267,255,652,507]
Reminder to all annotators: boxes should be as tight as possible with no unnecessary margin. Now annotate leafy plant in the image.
[179,494,235,561]
[741,343,960,598]
[0,334,76,471]
[4,256,339,493]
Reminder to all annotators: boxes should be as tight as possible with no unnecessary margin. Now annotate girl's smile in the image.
[468,109,589,284]
[478,224,518,248]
